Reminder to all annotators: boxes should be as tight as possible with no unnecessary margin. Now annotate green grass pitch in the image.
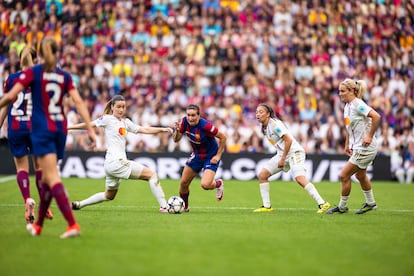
[0,176,413,276]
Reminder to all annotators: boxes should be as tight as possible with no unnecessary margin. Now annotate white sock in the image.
[362,189,376,205]
[339,196,349,209]
[79,192,108,208]
[149,174,167,208]
[304,183,325,205]
[259,182,271,208]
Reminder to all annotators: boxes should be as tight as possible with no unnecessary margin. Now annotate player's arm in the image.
[68,121,97,130]
[215,130,227,159]
[138,126,173,135]
[172,120,183,142]
[68,88,96,145]
[0,83,24,109]
[364,109,381,145]
[280,134,292,167]
[0,108,7,129]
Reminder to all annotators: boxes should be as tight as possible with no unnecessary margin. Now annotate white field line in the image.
[0,175,15,183]
[0,203,413,213]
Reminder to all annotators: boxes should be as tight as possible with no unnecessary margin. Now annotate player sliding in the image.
[69,95,171,213]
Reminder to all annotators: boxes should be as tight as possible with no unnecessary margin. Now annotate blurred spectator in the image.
[0,0,412,165]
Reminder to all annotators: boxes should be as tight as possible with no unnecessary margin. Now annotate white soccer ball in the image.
[167,196,185,214]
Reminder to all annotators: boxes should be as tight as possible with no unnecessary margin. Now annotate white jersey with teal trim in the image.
[94,115,141,160]
[343,98,377,150]
[265,118,304,153]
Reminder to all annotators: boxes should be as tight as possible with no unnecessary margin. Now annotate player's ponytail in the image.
[340,78,368,99]
[258,103,276,135]
[40,37,58,72]
[103,95,125,115]
[19,46,37,69]
[355,79,367,99]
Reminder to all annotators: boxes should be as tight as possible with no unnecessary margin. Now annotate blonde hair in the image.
[19,46,37,69]
[103,95,125,115]
[39,37,58,72]
[340,78,367,99]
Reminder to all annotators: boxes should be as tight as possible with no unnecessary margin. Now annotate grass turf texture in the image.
[0,177,413,276]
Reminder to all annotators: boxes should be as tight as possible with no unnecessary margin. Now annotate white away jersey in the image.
[94,115,140,160]
[265,118,304,153]
[343,98,377,150]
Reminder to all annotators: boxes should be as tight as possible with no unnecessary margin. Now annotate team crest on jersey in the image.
[118,127,127,136]
[268,138,275,145]
[195,133,200,140]
[344,117,350,126]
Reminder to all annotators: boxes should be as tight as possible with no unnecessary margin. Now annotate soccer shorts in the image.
[104,158,144,190]
[264,150,307,178]
[349,148,377,169]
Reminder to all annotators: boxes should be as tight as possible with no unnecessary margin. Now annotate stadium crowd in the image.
[0,0,413,181]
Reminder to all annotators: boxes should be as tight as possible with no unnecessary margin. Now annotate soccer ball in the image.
[167,196,185,214]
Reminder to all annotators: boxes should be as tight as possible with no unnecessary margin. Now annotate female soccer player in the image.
[254,103,330,213]
[327,79,380,214]
[0,37,96,238]
[69,95,171,212]
[0,47,53,223]
[172,104,227,212]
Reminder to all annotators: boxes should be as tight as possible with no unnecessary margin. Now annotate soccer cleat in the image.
[25,198,36,224]
[159,207,168,213]
[253,206,274,212]
[215,179,224,201]
[60,223,81,239]
[71,201,81,210]
[26,223,42,236]
[183,207,190,213]
[355,203,377,214]
[317,202,331,214]
[326,206,349,214]
[46,208,54,220]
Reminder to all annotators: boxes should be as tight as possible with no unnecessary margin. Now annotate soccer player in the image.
[254,103,331,213]
[0,37,96,238]
[0,46,53,223]
[172,104,227,212]
[69,95,171,213]
[327,79,380,214]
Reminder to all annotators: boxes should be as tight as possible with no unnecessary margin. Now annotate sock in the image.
[51,183,76,226]
[339,196,349,209]
[304,183,325,205]
[17,171,30,202]
[215,179,222,188]
[259,182,271,208]
[79,192,108,208]
[35,170,43,198]
[180,192,189,209]
[149,174,167,208]
[36,183,52,227]
[362,189,376,205]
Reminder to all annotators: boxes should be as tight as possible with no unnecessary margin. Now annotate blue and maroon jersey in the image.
[16,64,75,134]
[179,117,219,160]
[3,71,32,133]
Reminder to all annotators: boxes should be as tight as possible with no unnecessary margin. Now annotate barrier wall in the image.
[0,147,392,181]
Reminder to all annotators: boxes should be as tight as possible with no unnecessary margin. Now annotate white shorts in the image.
[349,148,377,169]
[264,151,307,179]
[104,159,144,190]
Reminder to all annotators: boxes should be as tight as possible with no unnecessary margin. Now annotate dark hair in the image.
[186,104,200,115]
[103,95,125,114]
[258,103,276,135]
[258,103,275,118]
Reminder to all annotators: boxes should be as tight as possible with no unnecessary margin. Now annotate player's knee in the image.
[258,170,270,182]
